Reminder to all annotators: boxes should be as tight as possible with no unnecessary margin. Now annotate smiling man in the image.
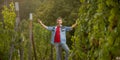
[38,17,77,60]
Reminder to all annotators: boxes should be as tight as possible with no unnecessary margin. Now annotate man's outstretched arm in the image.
[71,21,78,28]
[38,19,48,29]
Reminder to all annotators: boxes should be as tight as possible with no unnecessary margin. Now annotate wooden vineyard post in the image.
[29,13,37,60]
[15,2,24,60]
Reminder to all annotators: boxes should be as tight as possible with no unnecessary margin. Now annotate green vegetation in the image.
[0,2,16,60]
[0,0,120,60]
[71,0,120,60]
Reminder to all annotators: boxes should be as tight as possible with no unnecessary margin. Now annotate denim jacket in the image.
[46,26,72,44]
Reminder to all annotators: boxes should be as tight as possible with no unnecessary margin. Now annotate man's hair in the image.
[57,17,62,20]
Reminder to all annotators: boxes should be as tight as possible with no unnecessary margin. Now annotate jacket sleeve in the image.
[46,26,54,31]
[65,26,72,31]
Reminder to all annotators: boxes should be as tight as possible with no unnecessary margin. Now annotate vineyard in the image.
[0,0,120,60]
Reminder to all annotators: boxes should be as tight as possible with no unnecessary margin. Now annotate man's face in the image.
[57,19,62,25]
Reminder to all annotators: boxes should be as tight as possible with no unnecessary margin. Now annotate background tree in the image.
[71,0,120,60]
[0,2,16,60]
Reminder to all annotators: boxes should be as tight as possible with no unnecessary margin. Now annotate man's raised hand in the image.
[38,19,47,29]
[38,19,42,24]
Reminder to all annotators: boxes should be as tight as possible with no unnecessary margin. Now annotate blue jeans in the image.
[54,43,70,60]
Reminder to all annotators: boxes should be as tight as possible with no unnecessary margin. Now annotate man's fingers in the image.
[38,19,42,23]
[75,20,78,24]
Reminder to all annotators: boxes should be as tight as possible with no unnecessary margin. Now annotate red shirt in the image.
[54,26,61,43]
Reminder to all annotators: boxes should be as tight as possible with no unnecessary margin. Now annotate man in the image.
[38,17,77,60]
